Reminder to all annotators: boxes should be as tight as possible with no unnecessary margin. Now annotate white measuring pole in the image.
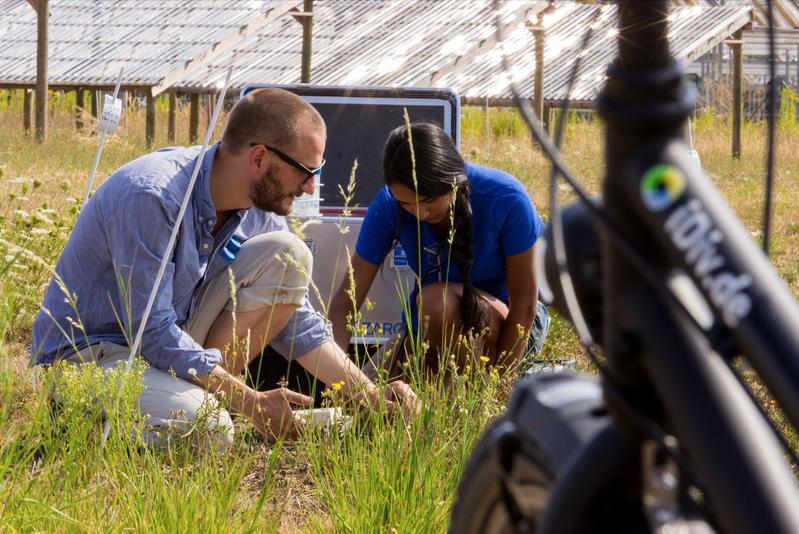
[101,69,233,444]
[82,68,124,209]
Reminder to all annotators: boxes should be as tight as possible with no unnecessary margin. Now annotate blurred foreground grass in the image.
[1,92,799,531]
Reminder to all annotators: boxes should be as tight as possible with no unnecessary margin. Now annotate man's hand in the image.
[246,387,313,439]
[198,366,313,440]
[385,380,420,417]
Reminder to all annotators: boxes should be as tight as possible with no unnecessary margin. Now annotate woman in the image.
[330,122,549,377]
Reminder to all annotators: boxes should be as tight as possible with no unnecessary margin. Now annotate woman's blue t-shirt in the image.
[355,162,545,315]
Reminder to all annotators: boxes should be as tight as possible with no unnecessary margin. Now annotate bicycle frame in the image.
[540,2,799,532]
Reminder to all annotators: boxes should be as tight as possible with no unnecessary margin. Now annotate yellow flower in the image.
[332,380,344,392]
[479,356,490,364]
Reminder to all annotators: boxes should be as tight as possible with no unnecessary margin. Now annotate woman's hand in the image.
[385,380,421,417]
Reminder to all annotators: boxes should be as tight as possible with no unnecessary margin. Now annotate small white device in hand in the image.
[294,407,351,430]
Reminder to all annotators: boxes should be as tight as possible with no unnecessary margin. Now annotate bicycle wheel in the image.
[449,417,555,533]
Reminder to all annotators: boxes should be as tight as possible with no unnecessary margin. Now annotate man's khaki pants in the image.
[63,231,312,449]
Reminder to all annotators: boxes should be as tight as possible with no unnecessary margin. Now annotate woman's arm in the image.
[495,245,538,368]
[329,253,381,349]
[295,339,419,416]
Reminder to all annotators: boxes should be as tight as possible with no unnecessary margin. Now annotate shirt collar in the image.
[195,141,220,223]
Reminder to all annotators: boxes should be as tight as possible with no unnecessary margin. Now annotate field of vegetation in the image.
[1,88,798,532]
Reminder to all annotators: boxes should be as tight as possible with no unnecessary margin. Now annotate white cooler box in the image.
[298,215,415,345]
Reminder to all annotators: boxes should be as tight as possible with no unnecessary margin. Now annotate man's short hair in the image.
[221,88,325,153]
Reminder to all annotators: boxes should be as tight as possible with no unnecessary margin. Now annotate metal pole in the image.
[75,87,84,130]
[533,11,545,121]
[301,0,314,83]
[168,90,177,143]
[206,93,213,129]
[23,89,32,132]
[34,0,48,141]
[732,29,743,160]
[82,70,123,209]
[145,92,156,147]
[189,93,199,143]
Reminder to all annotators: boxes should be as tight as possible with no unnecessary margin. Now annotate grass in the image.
[2,89,799,531]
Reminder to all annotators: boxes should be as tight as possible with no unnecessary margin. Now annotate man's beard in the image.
[250,164,294,215]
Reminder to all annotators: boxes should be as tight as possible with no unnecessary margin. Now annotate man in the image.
[32,88,416,447]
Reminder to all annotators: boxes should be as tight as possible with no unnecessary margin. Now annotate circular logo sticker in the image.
[641,164,686,211]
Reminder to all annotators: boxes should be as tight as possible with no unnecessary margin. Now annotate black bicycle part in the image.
[448,373,610,534]
[598,1,799,531]
[453,1,799,533]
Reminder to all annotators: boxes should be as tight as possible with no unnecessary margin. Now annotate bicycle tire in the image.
[449,417,554,534]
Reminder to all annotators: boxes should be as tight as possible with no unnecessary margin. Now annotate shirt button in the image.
[202,243,210,250]
[198,216,204,222]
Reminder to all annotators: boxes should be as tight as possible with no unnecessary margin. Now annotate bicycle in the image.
[449,1,799,532]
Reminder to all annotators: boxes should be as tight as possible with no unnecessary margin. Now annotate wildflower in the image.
[465,364,472,372]
[332,380,345,392]
[479,356,489,364]
[187,368,197,378]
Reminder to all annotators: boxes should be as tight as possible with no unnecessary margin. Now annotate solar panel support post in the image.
[189,94,200,144]
[168,90,177,143]
[146,92,156,147]
[23,89,32,132]
[91,91,98,119]
[731,29,743,160]
[75,87,84,130]
[533,11,545,122]
[206,94,215,130]
[34,0,48,141]
[301,0,314,83]
[484,97,490,144]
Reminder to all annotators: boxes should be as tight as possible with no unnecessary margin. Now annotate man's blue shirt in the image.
[32,142,330,381]
[355,162,544,324]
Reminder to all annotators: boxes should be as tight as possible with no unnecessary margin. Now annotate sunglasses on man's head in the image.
[249,143,326,182]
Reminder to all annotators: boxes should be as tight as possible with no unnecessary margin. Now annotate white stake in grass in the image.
[102,69,233,444]
[82,68,124,209]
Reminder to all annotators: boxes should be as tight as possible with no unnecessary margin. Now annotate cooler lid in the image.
[240,84,461,210]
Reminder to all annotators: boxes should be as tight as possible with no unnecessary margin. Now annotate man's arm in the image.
[295,339,418,415]
[105,191,221,380]
[195,365,311,438]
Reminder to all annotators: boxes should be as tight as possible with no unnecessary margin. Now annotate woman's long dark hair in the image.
[382,122,488,332]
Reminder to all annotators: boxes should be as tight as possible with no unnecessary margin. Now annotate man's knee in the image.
[244,231,313,288]
[139,371,234,451]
